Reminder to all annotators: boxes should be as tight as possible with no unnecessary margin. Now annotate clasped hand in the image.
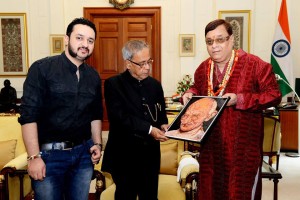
[150,125,169,142]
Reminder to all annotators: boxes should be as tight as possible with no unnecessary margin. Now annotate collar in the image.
[61,52,86,73]
[123,69,149,84]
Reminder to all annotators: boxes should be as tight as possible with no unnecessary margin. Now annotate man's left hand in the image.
[150,127,169,142]
[222,93,237,106]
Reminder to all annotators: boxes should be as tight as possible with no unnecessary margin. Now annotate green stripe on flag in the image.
[271,55,292,96]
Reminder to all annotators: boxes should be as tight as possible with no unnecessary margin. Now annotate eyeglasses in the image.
[127,58,154,68]
[205,35,230,46]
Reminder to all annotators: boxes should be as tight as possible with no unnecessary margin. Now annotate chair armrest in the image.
[185,172,199,200]
[179,164,199,187]
[93,169,106,200]
[179,152,200,200]
[1,152,29,200]
[93,151,114,187]
[92,169,115,199]
[3,152,28,170]
[177,154,199,187]
[92,151,114,199]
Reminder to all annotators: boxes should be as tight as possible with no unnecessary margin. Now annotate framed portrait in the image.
[219,10,251,53]
[50,34,65,55]
[0,13,28,76]
[166,96,230,143]
[179,34,195,57]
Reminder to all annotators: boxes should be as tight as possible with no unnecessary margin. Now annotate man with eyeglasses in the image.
[102,40,169,200]
[182,19,282,200]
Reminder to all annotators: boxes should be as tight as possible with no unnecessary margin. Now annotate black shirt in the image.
[18,52,103,144]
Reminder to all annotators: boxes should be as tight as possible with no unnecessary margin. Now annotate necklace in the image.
[207,50,238,96]
[215,65,224,86]
[143,104,158,122]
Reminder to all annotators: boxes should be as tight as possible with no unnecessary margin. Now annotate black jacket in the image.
[102,70,168,173]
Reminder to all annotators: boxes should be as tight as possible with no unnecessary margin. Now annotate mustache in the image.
[78,46,89,52]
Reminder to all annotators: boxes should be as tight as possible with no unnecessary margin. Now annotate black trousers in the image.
[111,162,159,200]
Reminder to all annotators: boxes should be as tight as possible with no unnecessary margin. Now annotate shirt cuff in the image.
[149,125,152,134]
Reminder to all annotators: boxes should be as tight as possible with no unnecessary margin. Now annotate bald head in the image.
[180,97,217,132]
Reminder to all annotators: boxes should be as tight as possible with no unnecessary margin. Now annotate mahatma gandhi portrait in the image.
[166,97,218,141]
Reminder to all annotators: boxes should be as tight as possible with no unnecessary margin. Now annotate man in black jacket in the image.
[19,18,103,200]
[102,40,169,200]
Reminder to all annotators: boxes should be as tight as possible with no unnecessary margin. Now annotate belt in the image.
[40,141,76,151]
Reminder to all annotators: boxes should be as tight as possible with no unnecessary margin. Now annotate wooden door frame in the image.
[84,7,162,81]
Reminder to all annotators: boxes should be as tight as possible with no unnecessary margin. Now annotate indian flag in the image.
[271,0,293,97]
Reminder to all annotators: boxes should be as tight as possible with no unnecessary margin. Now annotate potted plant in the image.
[173,75,193,102]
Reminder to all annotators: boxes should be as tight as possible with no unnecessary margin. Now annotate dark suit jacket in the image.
[102,70,168,174]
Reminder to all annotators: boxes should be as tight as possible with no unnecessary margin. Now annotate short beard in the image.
[68,45,91,61]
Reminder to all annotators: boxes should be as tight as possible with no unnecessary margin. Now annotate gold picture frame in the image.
[218,10,251,53]
[50,34,65,55]
[179,34,195,57]
[0,13,28,76]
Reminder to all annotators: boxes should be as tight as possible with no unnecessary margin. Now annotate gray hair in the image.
[122,40,150,60]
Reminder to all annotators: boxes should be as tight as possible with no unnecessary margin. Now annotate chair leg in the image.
[276,154,280,170]
[18,174,24,200]
[273,178,279,200]
[0,179,5,200]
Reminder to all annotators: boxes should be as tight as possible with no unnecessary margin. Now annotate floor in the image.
[262,152,300,200]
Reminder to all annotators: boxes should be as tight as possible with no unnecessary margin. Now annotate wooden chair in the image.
[0,114,32,200]
[263,115,281,170]
[261,160,282,200]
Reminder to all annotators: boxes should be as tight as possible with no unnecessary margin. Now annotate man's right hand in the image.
[182,92,193,105]
[150,127,168,142]
[27,158,46,181]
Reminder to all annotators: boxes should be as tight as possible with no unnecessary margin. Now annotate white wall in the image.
[0,0,299,98]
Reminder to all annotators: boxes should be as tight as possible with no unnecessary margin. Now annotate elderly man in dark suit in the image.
[102,40,169,200]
